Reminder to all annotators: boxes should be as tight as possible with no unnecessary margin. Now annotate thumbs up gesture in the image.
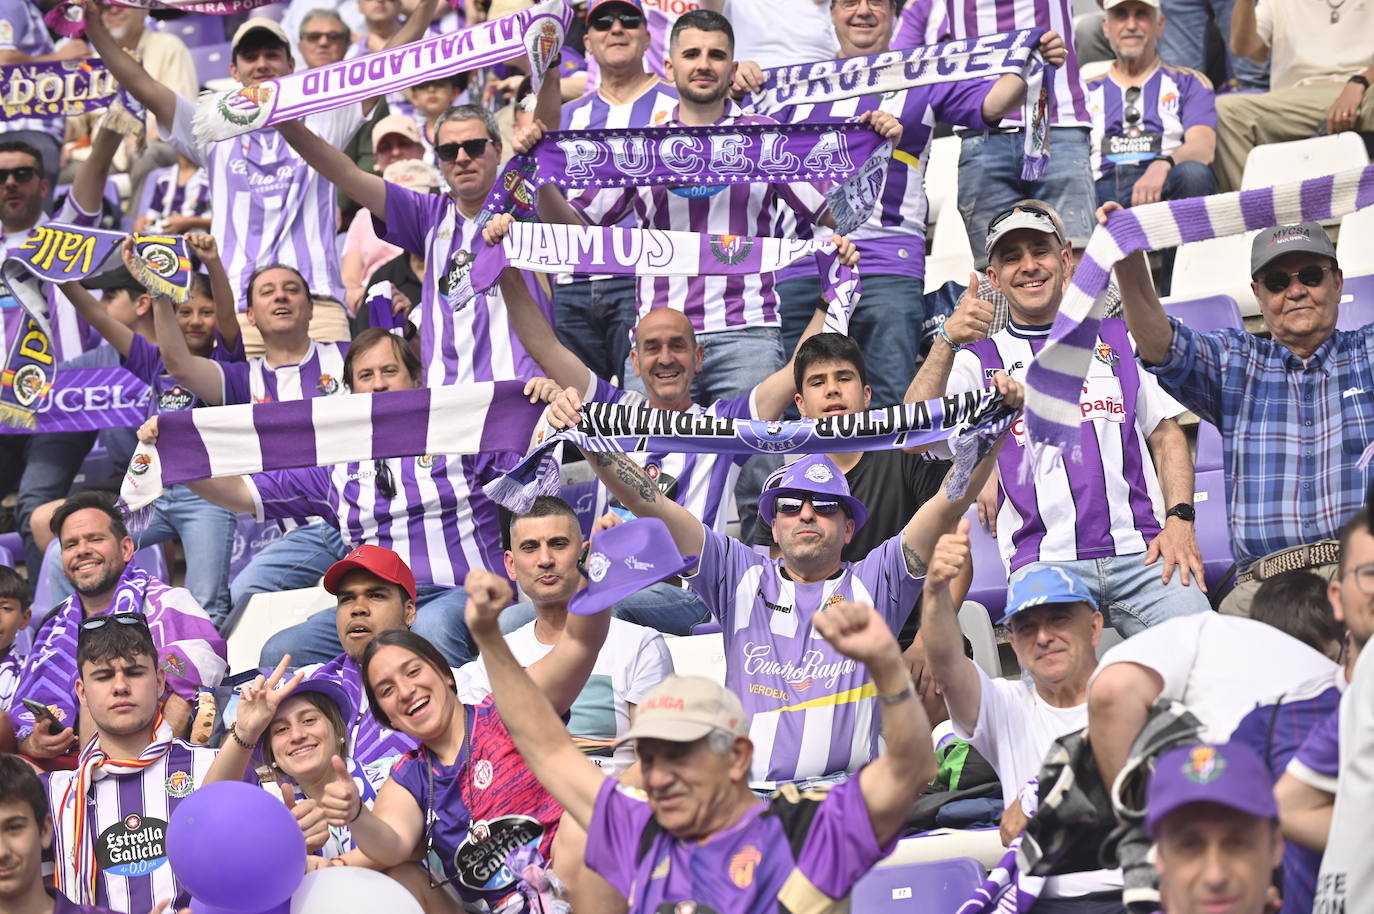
[283,782,330,852]
[320,755,362,828]
[928,518,972,596]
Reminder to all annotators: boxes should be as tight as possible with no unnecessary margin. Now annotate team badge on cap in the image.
[804,463,834,484]
[586,551,610,582]
[1182,745,1226,784]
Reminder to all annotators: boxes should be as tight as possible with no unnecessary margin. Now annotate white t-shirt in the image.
[462,617,673,776]
[1314,644,1374,914]
[1256,0,1374,90]
[1092,614,1339,741]
[724,0,837,69]
[955,665,1121,898]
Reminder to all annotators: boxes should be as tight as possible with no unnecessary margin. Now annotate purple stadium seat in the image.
[1336,274,1374,331]
[0,545,12,568]
[691,620,722,636]
[154,15,226,47]
[131,546,169,582]
[1162,295,1242,474]
[850,856,987,913]
[964,506,1008,621]
[190,42,233,89]
[1193,468,1235,591]
[0,532,19,564]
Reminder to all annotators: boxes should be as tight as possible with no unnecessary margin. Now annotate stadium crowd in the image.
[0,0,1372,911]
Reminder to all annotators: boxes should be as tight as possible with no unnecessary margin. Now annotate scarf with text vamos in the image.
[739,29,1053,181]
[0,366,151,435]
[192,0,571,143]
[479,121,893,236]
[452,223,862,334]
[119,381,545,519]
[1023,163,1374,474]
[485,388,1016,513]
[0,222,125,428]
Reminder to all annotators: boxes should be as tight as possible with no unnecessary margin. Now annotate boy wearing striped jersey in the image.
[0,566,31,713]
[909,201,1211,636]
[1087,0,1216,210]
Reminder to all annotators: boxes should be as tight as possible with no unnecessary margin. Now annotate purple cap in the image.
[1145,742,1278,836]
[757,455,868,531]
[567,517,698,617]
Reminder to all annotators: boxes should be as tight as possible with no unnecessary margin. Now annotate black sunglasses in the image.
[435,138,492,162]
[1123,85,1142,127]
[78,612,151,638]
[374,460,396,500]
[0,167,37,185]
[1260,264,1332,293]
[301,29,348,42]
[987,203,1059,236]
[589,11,644,29]
[774,495,845,517]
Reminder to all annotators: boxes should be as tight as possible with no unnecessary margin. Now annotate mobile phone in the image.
[20,699,64,733]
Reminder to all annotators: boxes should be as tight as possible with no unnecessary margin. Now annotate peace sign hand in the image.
[233,655,305,746]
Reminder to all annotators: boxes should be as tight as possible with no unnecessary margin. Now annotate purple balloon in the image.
[168,782,305,912]
[192,899,291,914]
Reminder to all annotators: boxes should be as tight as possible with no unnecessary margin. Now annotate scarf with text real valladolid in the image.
[739,29,1054,181]
[484,388,1018,514]
[479,120,894,236]
[1023,163,1374,475]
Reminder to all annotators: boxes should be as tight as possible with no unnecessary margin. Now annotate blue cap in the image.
[1003,566,1095,622]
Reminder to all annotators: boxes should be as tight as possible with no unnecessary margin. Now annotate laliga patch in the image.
[453,814,544,891]
[96,814,168,877]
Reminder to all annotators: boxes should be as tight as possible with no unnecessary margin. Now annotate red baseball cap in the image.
[323,545,417,601]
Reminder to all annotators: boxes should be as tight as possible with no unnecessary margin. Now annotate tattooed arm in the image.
[580,449,707,564]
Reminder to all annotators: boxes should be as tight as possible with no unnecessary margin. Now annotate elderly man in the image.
[1087,0,1216,210]
[910,201,1211,633]
[923,522,1122,910]
[465,569,937,912]
[1112,213,1374,615]
[296,8,352,70]
[1147,742,1285,914]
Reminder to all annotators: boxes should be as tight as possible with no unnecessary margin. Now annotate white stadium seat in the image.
[227,586,336,674]
[1240,133,1369,191]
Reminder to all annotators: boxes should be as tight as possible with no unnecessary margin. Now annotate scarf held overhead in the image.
[485,389,1017,513]
[119,381,546,516]
[452,223,861,334]
[0,59,127,120]
[192,0,571,143]
[739,29,1053,181]
[1023,163,1374,473]
[479,121,894,236]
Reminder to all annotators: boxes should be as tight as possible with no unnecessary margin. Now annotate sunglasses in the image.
[435,138,492,162]
[1123,85,1142,127]
[374,460,396,500]
[301,29,348,42]
[0,167,38,185]
[589,11,644,29]
[774,496,845,517]
[1260,264,1332,293]
[986,203,1061,238]
[77,612,151,639]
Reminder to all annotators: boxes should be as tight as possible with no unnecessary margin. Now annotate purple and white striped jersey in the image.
[300,654,418,767]
[0,0,63,140]
[216,340,350,405]
[163,95,364,309]
[587,375,755,533]
[0,643,24,710]
[567,104,830,334]
[144,167,212,231]
[687,530,925,787]
[378,185,554,387]
[893,0,953,47]
[772,78,993,281]
[948,318,1181,572]
[243,451,517,587]
[1086,65,1216,180]
[943,0,1091,127]
[46,740,218,912]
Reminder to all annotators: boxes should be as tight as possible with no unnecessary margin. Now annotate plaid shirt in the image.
[1150,320,1374,571]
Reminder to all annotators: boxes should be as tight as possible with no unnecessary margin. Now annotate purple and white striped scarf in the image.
[739,29,1053,181]
[119,381,544,516]
[1024,163,1374,471]
[454,223,861,334]
[479,121,893,236]
[192,0,571,143]
[485,388,1017,513]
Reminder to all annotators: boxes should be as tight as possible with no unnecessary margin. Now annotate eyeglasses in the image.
[0,167,38,185]
[774,495,845,517]
[1123,85,1142,128]
[589,11,644,29]
[77,612,151,640]
[1345,563,1374,595]
[1260,264,1332,294]
[434,138,492,162]
[301,30,348,42]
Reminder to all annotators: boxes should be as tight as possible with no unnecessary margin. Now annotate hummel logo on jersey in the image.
[764,599,793,614]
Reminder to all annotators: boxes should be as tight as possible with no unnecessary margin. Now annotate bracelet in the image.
[229,724,254,750]
[347,801,363,825]
[1154,154,1176,168]
[938,322,962,352]
[877,683,916,706]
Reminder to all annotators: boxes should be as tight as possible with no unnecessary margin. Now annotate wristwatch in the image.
[1166,503,1196,523]
[1153,153,1176,168]
[1350,75,1371,89]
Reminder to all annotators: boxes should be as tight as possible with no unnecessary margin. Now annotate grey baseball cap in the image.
[985,204,1065,259]
[1249,222,1337,277]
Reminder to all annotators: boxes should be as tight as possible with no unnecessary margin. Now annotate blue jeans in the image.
[228,522,349,626]
[260,583,475,668]
[132,485,237,628]
[498,583,710,638]
[1010,553,1211,638]
[957,127,1097,268]
[554,277,638,385]
[776,273,925,409]
[1158,0,1269,89]
[1094,160,1217,209]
